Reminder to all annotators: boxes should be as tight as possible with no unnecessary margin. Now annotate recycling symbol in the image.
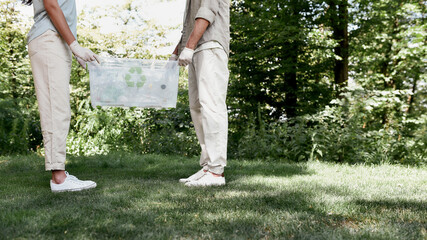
[125,67,147,88]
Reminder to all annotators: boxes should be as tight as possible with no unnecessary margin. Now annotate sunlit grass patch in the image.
[0,152,425,239]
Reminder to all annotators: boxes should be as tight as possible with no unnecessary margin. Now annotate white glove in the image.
[169,53,178,61]
[74,56,86,69]
[178,47,194,67]
[69,40,100,63]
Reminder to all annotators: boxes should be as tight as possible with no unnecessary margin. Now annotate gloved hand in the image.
[75,56,86,69]
[178,47,194,67]
[69,40,100,63]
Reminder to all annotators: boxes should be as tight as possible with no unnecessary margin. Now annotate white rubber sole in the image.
[51,182,97,193]
[179,178,190,183]
[185,181,225,187]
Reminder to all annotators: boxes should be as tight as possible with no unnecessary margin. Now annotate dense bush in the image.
[234,87,426,165]
[67,100,199,157]
[0,99,41,155]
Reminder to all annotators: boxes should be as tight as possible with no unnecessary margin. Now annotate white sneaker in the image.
[184,172,225,187]
[50,172,97,193]
[179,169,207,183]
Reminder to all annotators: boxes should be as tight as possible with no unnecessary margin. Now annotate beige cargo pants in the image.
[28,30,72,171]
[188,47,229,175]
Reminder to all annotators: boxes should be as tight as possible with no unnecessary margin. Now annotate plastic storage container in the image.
[88,58,179,108]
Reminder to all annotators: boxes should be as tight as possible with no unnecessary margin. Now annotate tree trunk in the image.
[407,77,418,114]
[284,43,298,119]
[331,0,349,88]
[281,0,301,119]
[10,48,18,101]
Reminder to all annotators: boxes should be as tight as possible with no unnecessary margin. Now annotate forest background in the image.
[0,0,426,165]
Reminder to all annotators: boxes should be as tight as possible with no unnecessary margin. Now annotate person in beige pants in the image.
[171,0,230,186]
[24,0,99,192]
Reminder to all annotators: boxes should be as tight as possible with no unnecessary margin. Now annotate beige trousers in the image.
[188,48,229,175]
[28,30,72,171]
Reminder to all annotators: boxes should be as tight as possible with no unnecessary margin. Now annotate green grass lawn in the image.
[0,152,426,239]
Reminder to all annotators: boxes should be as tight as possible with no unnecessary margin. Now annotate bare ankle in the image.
[51,170,66,184]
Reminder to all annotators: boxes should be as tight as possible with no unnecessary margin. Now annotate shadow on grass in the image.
[64,152,313,181]
[352,199,427,212]
[1,153,425,239]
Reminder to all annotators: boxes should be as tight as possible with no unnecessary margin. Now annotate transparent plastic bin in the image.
[88,58,179,108]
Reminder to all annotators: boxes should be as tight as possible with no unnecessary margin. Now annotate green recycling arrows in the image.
[125,67,147,88]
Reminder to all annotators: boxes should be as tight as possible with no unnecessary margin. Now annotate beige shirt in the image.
[194,41,223,53]
[178,0,230,56]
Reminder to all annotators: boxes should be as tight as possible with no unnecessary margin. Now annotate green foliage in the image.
[0,0,425,166]
[351,1,426,85]
[0,2,34,102]
[235,86,426,165]
[227,0,425,165]
[67,98,199,157]
[0,100,27,154]
[229,0,336,122]
[0,1,41,154]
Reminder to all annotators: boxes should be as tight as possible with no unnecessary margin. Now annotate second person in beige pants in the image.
[171,0,230,187]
